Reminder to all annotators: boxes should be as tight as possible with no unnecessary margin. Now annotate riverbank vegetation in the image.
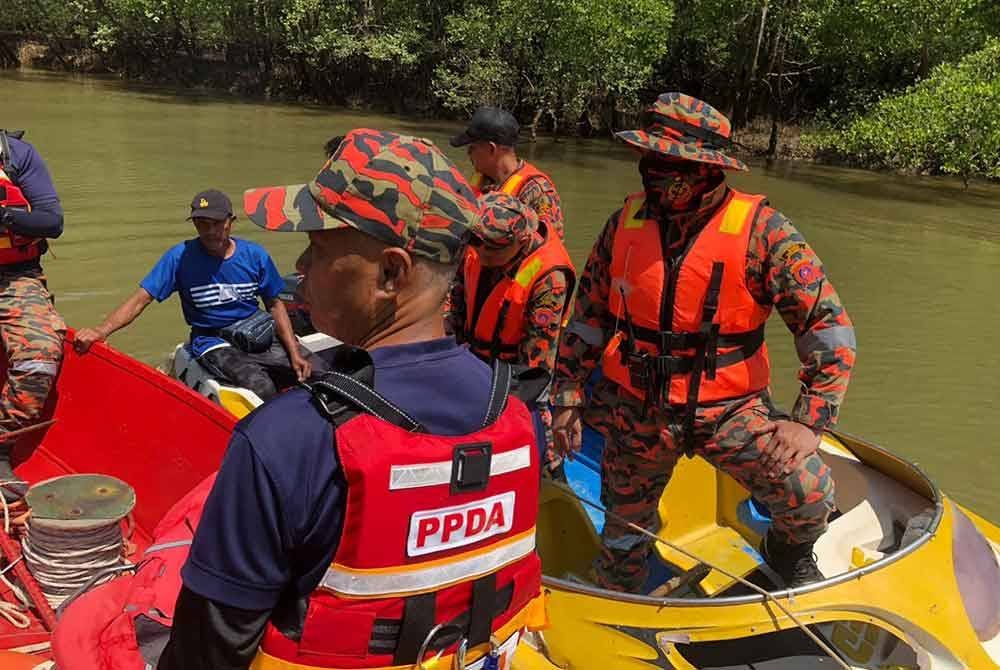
[3,0,999,177]
[805,39,1000,184]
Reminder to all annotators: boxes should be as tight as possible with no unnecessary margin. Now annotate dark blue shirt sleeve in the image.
[181,429,292,610]
[257,247,285,302]
[181,391,344,611]
[139,246,182,302]
[3,138,64,239]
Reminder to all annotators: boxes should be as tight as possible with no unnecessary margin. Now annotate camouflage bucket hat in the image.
[243,128,479,264]
[473,192,539,250]
[615,92,748,171]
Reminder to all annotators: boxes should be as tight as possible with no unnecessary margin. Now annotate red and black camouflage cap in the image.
[616,92,748,171]
[243,128,479,264]
[472,192,538,250]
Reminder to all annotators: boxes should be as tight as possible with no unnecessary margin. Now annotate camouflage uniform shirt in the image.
[552,181,856,431]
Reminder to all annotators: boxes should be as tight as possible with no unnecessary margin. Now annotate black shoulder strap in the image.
[305,344,424,432]
[482,360,513,427]
[309,372,423,432]
[0,131,12,175]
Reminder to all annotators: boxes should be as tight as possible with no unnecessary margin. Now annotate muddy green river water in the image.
[6,69,1000,519]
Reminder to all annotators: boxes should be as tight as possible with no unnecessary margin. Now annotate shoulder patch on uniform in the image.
[790,259,820,286]
[778,241,808,263]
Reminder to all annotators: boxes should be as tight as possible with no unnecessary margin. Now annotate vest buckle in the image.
[624,350,652,390]
[451,443,492,494]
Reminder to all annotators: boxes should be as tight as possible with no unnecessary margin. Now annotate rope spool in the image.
[21,474,135,609]
[22,519,127,608]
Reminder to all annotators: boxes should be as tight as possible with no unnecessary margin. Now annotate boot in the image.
[0,445,27,503]
[760,533,824,589]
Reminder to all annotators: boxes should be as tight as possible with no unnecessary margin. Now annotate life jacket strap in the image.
[680,261,726,451]
[387,573,510,664]
[392,591,436,665]
[308,372,424,432]
[481,360,512,428]
[0,132,14,178]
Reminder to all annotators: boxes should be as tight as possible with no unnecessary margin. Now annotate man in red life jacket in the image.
[451,107,566,239]
[158,129,548,670]
[446,193,575,475]
[0,130,66,501]
[551,93,857,591]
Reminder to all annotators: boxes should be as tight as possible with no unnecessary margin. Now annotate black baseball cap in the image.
[450,107,520,147]
[188,189,234,221]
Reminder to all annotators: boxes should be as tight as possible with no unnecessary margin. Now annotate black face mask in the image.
[639,154,722,214]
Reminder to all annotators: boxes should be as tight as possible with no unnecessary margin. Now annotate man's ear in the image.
[378,247,413,295]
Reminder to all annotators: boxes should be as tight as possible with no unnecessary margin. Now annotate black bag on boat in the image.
[219,310,275,353]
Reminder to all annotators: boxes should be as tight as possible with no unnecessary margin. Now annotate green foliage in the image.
[806,39,1000,182]
[4,0,1000,168]
[432,0,672,128]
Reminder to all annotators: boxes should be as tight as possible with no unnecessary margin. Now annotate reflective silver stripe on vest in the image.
[320,531,535,597]
[389,445,532,491]
[144,539,193,554]
[795,326,857,363]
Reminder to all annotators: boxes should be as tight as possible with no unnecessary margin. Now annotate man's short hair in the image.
[414,255,459,297]
[324,136,346,158]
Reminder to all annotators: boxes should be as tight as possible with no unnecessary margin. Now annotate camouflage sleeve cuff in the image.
[551,385,588,407]
[791,394,839,433]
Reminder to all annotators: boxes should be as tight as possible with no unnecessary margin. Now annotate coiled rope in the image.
[0,495,31,628]
[21,518,127,608]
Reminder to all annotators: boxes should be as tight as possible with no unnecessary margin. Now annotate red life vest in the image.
[0,133,43,266]
[463,233,575,363]
[254,363,546,670]
[601,188,772,414]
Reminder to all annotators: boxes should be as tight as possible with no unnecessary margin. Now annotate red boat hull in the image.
[0,330,236,651]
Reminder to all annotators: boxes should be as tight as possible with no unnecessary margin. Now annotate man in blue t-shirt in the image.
[76,189,325,399]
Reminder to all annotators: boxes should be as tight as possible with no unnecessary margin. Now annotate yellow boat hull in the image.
[515,432,1000,669]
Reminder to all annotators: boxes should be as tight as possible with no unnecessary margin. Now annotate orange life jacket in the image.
[601,188,771,421]
[463,233,575,363]
[0,132,43,266]
[469,162,553,200]
[254,361,546,670]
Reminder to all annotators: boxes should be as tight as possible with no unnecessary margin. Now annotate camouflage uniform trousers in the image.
[586,378,835,592]
[0,271,66,433]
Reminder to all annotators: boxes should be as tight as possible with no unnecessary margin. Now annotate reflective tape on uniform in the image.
[389,445,532,490]
[565,321,604,346]
[320,529,536,598]
[11,360,59,376]
[795,326,857,362]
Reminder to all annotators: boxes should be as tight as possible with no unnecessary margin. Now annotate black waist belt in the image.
[0,259,42,277]
[618,325,765,407]
[625,323,764,353]
[373,576,514,663]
